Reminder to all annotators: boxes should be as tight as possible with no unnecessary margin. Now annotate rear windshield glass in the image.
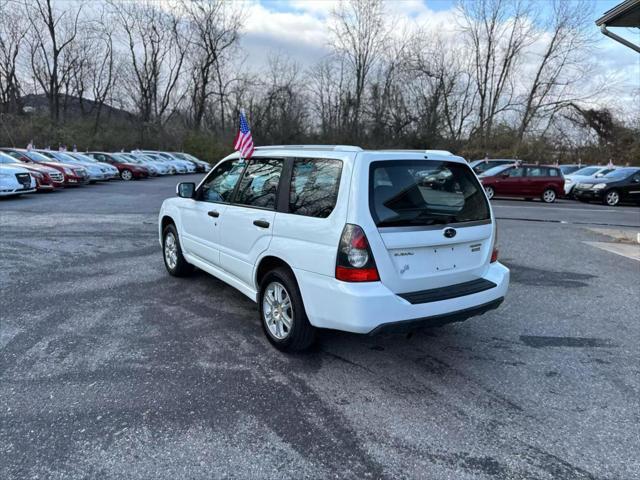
[370,160,490,227]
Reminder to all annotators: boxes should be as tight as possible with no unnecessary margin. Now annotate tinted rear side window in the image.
[289,159,342,218]
[370,160,490,227]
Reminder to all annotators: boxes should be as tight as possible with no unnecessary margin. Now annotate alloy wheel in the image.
[485,186,494,200]
[543,189,556,203]
[164,232,178,270]
[262,281,293,340]
[606,190,619,206]
[121,170,133,181]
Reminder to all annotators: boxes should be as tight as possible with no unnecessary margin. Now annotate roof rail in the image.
[254,145,363,152]
[376,149,454,156]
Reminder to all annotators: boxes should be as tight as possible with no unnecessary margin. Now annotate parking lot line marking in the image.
[583,241,640,262]
[497,217,640,228]
[493,206,622,213]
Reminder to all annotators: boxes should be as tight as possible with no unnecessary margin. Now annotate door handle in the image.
[253,219,270,228]
[207,210,219,218]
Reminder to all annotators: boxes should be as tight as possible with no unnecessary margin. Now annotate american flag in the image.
[233,110,254,159]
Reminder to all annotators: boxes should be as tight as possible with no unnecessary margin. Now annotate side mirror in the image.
[177,182,195,198]
[500,173,509,179]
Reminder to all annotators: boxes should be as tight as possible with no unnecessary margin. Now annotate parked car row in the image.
[473,160,640,206]
[0,148,210,197]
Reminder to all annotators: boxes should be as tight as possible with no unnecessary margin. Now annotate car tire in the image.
[162,224,194,277]
[603,189,620,207]
[484,186,494,200]
[259,267,317,352]
[121,169,133,181]
[542,188,556,203]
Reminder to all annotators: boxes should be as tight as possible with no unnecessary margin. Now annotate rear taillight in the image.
[335,224,380,282]
[490,222,499,263]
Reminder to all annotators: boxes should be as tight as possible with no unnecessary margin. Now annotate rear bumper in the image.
[369,297,504,335]
[294,262,510,334]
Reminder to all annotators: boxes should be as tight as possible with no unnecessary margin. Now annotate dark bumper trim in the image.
[398,278,497,304]
[368,297,504,335]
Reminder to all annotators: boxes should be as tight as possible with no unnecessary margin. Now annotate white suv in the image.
[159,146,509,351]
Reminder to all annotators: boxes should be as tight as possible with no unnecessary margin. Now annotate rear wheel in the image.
[484,186,494,200]
[162,224,194,277]
[542,188,556,203]
[259,267,316,352]
[604,189,620,206]
[121,169,133,181]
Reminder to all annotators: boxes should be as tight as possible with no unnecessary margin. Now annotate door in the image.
[218,158,284,287]
[624,172,640,202]
[525,166,548,196]
[179,158,245,266]
[498,166,525,196]
[370,160,493,293]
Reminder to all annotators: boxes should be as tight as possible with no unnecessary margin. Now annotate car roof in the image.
[228,145,466,164]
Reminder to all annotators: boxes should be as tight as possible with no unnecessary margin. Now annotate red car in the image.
[0,150,58,191]
[87,152,149,181]
[0,148,89,186]
[480,164,564,203]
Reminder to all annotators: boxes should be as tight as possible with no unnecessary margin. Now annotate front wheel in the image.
[542,188,556,203]
[604,189,620,207]
[121,169,133,181]
[259,267,316,352]
[484,186,494,200]
[162,224,194,277]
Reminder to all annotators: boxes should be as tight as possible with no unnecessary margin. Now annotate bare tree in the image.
[108,0,189,127]
[307,57,350,142]
[0,0,27,113]
[516,0,597,140]
[24,0,83,121]
[181,0,243,131]
[329,0,391,138]
[460,0,535,142]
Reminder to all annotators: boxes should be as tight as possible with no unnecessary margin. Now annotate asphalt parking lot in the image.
[1,176,639,480]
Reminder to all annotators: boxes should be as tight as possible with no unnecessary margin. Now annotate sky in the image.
[238,0,639,114]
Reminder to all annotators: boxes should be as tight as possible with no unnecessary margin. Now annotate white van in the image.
[159,146,509,351]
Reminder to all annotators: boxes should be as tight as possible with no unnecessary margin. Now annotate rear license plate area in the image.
[434,246,457,271]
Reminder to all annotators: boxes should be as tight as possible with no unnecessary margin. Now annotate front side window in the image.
[370,160,490,227]
[289,159,342,218]
[200,159,246,203]
[508,167,525,177]
[235,158,283,209]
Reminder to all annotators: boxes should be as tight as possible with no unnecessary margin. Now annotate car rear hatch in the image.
[369,159,493,294]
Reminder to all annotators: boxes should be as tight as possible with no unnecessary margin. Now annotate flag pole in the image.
[239,108,246,163]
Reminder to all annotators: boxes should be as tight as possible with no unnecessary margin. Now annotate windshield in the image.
[0,152,17,164]
[26,150,56,162]
[70,153,96,163]
[370,160,490,227]
[572,167,600,176]
[603,168,638,179]
[112,153,132,163]
[481,165,513,177]
[49,151,79,163]
[559,165,582,174]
